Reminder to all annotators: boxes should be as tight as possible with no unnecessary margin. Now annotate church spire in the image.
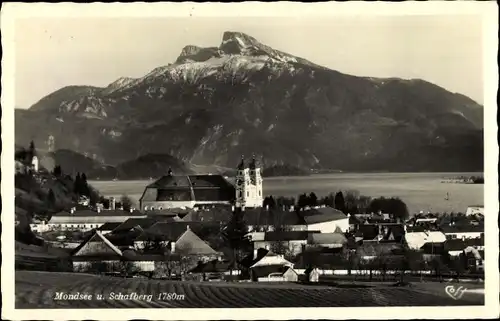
[249,154,259,169]
[237,155,245,170]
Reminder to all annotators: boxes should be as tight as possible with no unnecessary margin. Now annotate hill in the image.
[15,31,484,172]
[262,164,310,177]
[108,153,193,179]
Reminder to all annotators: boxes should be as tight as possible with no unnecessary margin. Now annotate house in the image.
[466,205,484,217]
[356,242,404,263]
[251,265,299,282]
[243,208,307,232]
[357,224,405,243]
[32,209,146,233]
[404,228,447,250]
[420,242,446,261]
[240,248,294,281]
[251,231,312,256]
[304,267,320,283]
[301,207,349,233]
[70,230,162,274]
[139,168,238,211]
[441,224,484,240]
[112,218,159,234]
[134,221,203,252]
[188,259,234,281]
[306,232,347,249]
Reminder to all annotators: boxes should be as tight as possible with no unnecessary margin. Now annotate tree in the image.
[74,173,81,195]
[120,195,133,211]
[47,189,56,209]
[308,192,318,207]
[53,165,63,177]
[368,197,409,221]
[29,140,36,159]
[297,193,309,209]
[222,211,251,266]
[119,260,140,277]
[334,191,346,213]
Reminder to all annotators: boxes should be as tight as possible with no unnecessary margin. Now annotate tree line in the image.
[262,190,410,220]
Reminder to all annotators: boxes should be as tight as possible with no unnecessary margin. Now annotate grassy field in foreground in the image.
[15,271,483,308]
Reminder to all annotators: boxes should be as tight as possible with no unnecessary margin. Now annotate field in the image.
[15,271,484,308]
[89,172,484,214]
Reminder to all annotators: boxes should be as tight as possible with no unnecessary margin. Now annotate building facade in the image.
[139,156,263,211]
[235,157,263,208]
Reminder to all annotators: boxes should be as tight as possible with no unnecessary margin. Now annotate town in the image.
[15,146,485,284]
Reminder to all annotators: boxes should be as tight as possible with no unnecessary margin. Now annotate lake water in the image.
[89,172,483,214]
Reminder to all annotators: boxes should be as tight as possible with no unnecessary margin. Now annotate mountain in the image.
[15,31,484,172]
[36,149,192,180]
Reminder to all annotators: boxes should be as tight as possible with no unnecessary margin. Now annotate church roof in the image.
[147,174,234,190]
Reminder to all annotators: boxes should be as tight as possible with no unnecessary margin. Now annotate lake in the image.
[89,172,483,214]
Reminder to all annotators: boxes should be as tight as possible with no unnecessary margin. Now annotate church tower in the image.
[234,155,263,208]
[235,156,249,208]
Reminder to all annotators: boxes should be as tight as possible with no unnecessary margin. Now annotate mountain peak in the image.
[220,31,261,54]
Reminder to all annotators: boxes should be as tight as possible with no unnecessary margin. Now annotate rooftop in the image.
[301,207,347,225]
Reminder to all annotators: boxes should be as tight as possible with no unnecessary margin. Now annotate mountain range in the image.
[15,31,484,172]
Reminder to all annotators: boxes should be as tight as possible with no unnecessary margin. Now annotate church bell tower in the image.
[235,155,263,208]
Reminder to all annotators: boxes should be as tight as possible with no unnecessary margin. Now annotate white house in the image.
[441,224,484,240]
[250,231,310,256]
[31,209,146,233]
[302,207,349,233]
[466,205,484,216]
[404,230,447,250]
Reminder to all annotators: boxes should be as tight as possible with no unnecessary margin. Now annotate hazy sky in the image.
[15,15,483,108]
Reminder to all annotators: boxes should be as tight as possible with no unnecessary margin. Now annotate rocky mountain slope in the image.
[15,31,484,172]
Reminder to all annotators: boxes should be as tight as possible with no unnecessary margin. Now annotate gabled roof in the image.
[357,242,403,257]
[188,259,233,273]
[97,222,122,231]
[142,222,201,242]
[175,229,219,256]
[147,175,192,188]
[113,218,159,233]
[71,230,123,258]
[441,224,484,234]
[307,233,347,245]
[358,224,380,241]
[251,265,295,278]
[444,239,467,251]
[54,209,143,217]
[243,208,305,226]
[263,231,312,242]
[301,207,347,225]
[420,242,446,255]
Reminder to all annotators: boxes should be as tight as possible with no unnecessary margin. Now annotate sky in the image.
[14,15,484,108]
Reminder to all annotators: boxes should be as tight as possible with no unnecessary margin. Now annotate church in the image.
[139,156,264,211]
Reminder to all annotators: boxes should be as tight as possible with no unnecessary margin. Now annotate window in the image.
[259,190,261,196]
[247,191,249,197]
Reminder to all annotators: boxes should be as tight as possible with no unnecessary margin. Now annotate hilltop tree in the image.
[334,191,346,213]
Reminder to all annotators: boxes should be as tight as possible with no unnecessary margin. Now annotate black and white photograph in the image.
[2,2,498,320]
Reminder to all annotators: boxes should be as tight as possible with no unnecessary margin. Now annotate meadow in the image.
[15,271,483,308]
[89,172,484,214]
